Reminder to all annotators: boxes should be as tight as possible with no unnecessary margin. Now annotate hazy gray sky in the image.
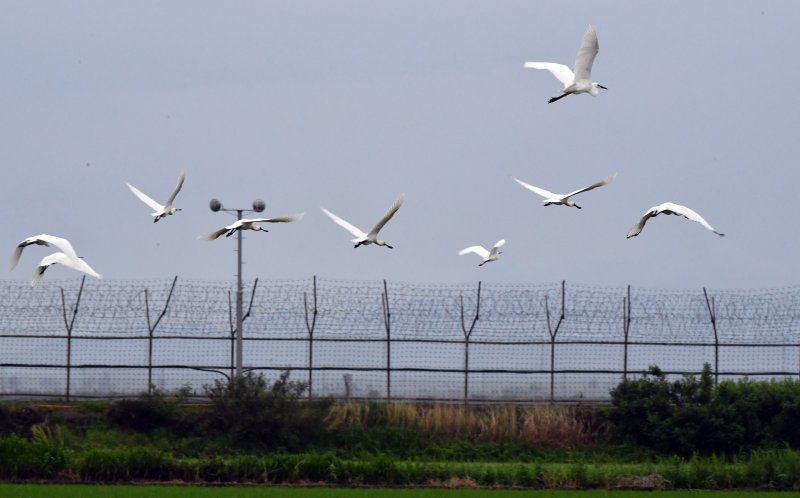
[2,1,798,289]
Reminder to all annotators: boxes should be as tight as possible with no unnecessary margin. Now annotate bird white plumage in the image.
[126,171,186,222]
[31,252,101,286]
[524,25,607,103]
[459,239,506,266]
[626,202,725,238]
[9,234,79,272]
[513,173,616,209]
[199,214,305,240]
[321,193,405,249]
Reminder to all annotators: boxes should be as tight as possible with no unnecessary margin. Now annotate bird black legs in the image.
[352,241,393,248]
[548,93,570,104]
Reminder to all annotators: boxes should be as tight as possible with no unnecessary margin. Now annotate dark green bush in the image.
[204,370,331,451]
[608,363,800,455]
[608,364,714,454]
[0,405,45,438]
[713,378,800,450]
[105,385,192,434]
[0,434,39,478]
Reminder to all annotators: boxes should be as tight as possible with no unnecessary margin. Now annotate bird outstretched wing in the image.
[164,171,186,209]
[564,173,617,199]
[459,245,490,259]
[523,62,574,88]
[626,209,657,238]
[321,208,367,239]
[659,202,724,236]
[126,182,164,212]
[573,25,599,82]
[512,178,558,200]
[198,227,230,241]
[247,213,305,224]
[367,193,405,238]
[489,239,506,257]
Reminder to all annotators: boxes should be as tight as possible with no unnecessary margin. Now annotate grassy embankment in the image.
[3,368,800,488]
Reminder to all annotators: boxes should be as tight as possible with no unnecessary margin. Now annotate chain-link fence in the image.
[1,276,798,402]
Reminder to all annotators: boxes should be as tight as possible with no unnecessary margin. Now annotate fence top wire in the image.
[1,278,799,342]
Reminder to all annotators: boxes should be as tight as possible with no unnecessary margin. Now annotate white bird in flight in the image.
[31,252,101,286]
[524,24,607,104]
[125,171,186,223]
[513,173,617,209]
[199,214,305,240]
[459,239,506,266]
[626,202,725,238]
[321,193,405,249]
[9,234,80,271]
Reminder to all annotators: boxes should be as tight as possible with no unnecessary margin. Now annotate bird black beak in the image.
[598,85,608,90]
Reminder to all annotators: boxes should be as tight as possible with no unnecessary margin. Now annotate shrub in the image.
[204,370,331,451]
[608,364,730,454]
[0,434,37,478]
[713,378,800,450]
[0,405,45,438]
[105,385,192,434]
[608,364,800,455]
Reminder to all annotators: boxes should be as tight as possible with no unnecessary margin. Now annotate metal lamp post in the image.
[209,197,265,378]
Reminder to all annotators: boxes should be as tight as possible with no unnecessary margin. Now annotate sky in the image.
[1,1,798,290]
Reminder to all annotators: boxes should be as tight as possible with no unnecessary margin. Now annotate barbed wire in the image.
[3,277,800,340]
[2,277,800,401]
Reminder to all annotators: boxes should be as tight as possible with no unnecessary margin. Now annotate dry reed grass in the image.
[325,402,605,448]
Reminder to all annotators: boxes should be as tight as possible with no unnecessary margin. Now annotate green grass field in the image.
[1,486,800,498]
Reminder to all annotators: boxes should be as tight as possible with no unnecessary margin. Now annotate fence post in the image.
[544,280,565,402]
[227,290,235,381]
[144,276,178,394]
[226,280,259,381]
[703,287,719,385]
[60,276,86,402]
[61,288,72,402]
[623,285,631,381]
[459,281,481,405]
[145,288,152,394]
[242,279,259,375]
[381,280,391,403]
[303,276,318,400]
